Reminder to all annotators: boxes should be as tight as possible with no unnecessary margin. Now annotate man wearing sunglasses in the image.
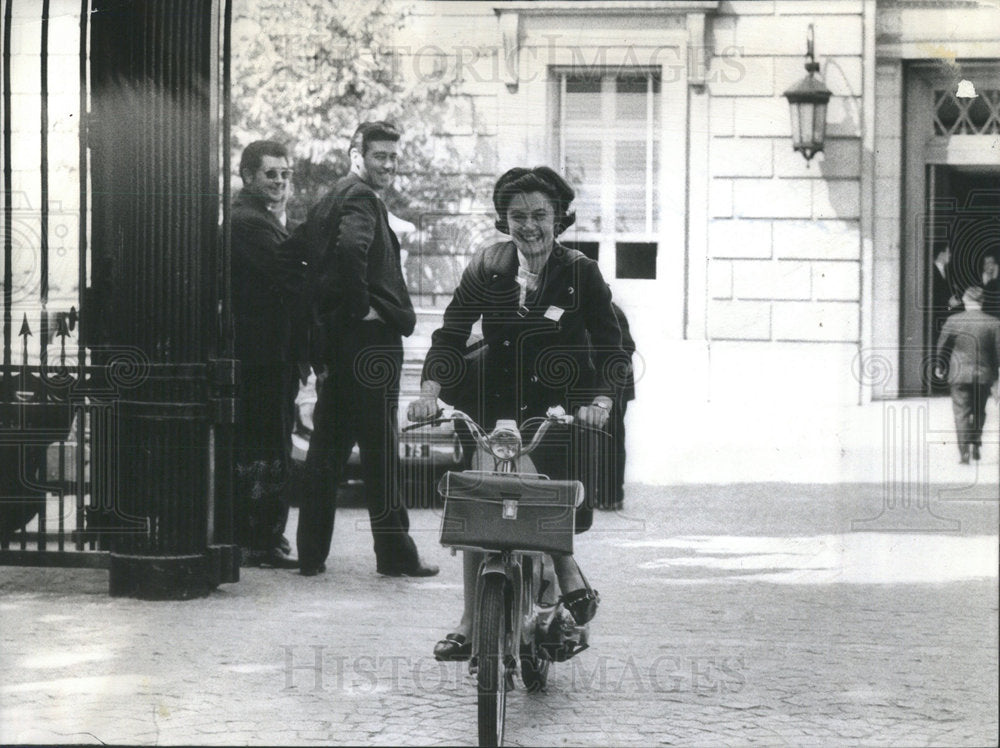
[231,139,301,569]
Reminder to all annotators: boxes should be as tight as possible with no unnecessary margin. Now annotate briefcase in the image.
[437,470,583,555]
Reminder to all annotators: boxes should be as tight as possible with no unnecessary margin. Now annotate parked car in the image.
[288,373,464,508]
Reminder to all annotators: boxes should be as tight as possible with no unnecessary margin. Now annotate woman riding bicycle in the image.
[407,165,627,662]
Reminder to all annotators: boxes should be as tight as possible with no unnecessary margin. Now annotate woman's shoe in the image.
[560,587,600,626]
[433,633,471,662]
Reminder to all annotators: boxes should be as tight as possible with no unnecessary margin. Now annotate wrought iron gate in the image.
[1,0,239,597]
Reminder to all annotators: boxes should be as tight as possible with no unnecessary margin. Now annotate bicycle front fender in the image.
[475,556,524,662]
[478,556,507,579]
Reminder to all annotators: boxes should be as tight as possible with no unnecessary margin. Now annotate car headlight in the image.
[488,423,522,461]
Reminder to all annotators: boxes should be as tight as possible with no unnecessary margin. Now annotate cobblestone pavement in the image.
[2,484,997,746]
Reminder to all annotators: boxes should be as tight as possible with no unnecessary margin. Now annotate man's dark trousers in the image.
[949,383,992,452]
[296,318,419,571]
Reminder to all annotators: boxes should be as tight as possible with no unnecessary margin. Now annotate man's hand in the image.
[575,397,612,430]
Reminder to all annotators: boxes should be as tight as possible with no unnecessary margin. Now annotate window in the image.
[556,70,660,279]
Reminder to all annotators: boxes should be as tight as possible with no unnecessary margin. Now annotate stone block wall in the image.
[705,0,864,353]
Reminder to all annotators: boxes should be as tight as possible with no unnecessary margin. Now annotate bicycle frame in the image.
[406,408,583,746]
[472,549,547,675]
[461,413,562,673]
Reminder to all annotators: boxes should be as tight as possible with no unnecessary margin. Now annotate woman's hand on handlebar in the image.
[575,396,612,430]
[407,380,443,422]
[407,395,441,422]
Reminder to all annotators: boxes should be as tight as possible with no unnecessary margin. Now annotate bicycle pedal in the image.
[540,628,592,662]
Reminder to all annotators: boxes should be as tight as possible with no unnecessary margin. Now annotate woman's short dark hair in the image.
[492,166,576,236]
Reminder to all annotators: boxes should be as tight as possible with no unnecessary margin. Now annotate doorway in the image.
[901,61,1000,396]
[924,166,1000,392]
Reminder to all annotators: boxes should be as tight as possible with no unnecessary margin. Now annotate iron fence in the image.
[1,0,239,597]
[0,0,106,565]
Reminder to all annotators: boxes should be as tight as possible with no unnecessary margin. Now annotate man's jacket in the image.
[291,173,415,341]
[937,309,1000,384]
[231,190,302,364]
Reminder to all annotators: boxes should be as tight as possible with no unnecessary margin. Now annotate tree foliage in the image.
[230,0,479,221]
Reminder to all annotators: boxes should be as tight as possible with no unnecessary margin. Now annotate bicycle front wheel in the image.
[477,575,509,747]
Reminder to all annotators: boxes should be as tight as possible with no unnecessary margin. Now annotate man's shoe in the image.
[959,445,971,464]
[259,548,299,569]
[377,561,440,578]
[299,562,326,577]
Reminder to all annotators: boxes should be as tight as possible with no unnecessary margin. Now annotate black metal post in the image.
[90,0,238,598]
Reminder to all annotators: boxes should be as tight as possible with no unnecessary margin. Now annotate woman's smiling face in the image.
[506,191,556,260]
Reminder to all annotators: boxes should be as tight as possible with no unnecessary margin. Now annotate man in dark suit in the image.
[295,122,438,578]
[231,140,301,568]
[930,245,961,391]
[935,285,1000,464]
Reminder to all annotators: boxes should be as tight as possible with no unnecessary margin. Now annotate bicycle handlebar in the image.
[400,410,447,432]
[402,408,577,460]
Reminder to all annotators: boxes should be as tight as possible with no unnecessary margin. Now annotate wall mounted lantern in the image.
[782,24,832,164]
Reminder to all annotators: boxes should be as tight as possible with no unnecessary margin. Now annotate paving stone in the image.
[2,484,998,745]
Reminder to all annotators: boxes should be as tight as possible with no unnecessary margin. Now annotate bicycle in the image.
[403,407,595,747]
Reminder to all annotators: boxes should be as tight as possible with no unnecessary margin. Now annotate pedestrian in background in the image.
[930,244,961,392]
[935,285,1000,464]
[231,140,302,568]
[294,121,438,578]
[605,302,636,510]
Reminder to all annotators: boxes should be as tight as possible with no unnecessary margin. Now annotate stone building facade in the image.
[4,0,997,483]
[384,1,999,479]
